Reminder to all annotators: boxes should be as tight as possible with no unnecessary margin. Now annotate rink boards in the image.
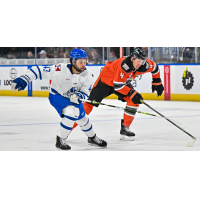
[0,64,200,101]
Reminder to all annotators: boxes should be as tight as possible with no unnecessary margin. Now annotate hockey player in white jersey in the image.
[11,48,107,150]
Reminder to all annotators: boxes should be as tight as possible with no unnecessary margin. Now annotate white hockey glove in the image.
[70,94,81,104]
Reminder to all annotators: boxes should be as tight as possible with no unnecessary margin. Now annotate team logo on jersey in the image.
[122,63,129,71]
[55,64,61,71]
[182,67,194,90]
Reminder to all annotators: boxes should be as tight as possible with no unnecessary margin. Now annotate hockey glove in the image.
[126,79,135,89]
[152,78,164,97]
[128,89,143,104]
[70,94,81,104]
[11,77,28,91]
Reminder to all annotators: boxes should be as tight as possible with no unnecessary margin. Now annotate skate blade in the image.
[88,143,107,148]
[56,147,71,151]
[120,135,135,141]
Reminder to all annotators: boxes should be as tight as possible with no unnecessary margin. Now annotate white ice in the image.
[0,96,199,151]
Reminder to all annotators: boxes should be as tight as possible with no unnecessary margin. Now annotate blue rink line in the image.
[0,114,200,127]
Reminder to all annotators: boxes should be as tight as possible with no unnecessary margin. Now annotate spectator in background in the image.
[180,47,194,63]
[7,53,16,59]
[53,51,59,58]
[27,51,34,59]
[110,49,118,61]
[63,52,68,58]
[39,50,47,59]
[91,49,101,64]
[141,47,148,57]
[7,47,18,59]
[59,52,69,58]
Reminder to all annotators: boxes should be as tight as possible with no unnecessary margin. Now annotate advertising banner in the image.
[0,66,28,90]
[0,64,199,101]
[164,65,171,100]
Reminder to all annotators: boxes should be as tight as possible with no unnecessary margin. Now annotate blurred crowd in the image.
[1,47,200,64]
[0,47,121,64]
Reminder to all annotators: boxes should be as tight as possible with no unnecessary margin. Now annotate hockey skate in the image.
[120,120,135,141]
[88,134,107,148]
[56,135,71,150]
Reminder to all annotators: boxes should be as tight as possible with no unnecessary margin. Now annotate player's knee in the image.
[76,115,89,127]
[76,115,93,135]
[62,106,80,119]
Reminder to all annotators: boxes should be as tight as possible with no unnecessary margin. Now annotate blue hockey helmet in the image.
[70,48,88,62]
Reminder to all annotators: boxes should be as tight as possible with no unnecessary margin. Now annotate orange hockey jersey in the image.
[100,56,161,95]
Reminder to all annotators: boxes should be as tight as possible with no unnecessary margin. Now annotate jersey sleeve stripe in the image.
[79,91,89,98]
[114,85,126,91]
[30,68,38,80]
[36,66,42,80]
[151,64,159,75]
[113,81,126,84]
[20,75,31,85]
[152,68,160,75]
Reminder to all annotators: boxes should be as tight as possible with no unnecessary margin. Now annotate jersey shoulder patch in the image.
[121,57,133,73]
[55,64,61,71]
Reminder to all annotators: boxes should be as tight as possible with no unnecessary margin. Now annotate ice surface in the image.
[0,96,199,151]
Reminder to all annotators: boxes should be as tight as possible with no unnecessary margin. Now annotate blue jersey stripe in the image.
[30,68,38,80]
[36,66,42,80]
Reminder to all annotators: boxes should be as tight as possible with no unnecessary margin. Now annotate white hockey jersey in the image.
[22,63,94,99]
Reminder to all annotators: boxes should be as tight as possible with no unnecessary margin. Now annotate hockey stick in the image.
[79,98,163,118]
[140,100,196,147]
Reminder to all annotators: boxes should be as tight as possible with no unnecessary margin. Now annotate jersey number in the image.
[120,72,124,79]
[43,67,51,72]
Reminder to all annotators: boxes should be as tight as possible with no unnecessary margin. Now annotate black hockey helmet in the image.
[131,48,146,60]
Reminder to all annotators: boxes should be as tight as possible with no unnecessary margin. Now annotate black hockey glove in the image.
[126,79,134,89]
[152,78,164,97]
[128,89,143,104]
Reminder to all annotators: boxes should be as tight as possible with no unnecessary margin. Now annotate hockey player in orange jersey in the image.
[72,48,164,140]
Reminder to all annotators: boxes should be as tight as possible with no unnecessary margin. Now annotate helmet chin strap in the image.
[133,68,137,73]
[132,59,137,73]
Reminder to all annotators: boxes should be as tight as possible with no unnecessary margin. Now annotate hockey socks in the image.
[123,114,135,127]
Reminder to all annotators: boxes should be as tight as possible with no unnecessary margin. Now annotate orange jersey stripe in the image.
[130,91,137,99]
[152,82,162,85]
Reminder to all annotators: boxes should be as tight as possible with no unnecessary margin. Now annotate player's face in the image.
[72,59,87,73]
[132,58,145,70]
